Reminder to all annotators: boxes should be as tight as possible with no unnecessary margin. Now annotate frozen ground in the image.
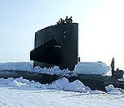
[0,62,123,107]
[0,77,124,107]
[1,87,124,107]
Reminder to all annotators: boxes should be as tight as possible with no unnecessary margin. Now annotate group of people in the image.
[57,16,73,24]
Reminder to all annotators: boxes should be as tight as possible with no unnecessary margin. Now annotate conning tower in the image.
[30,17,78,70]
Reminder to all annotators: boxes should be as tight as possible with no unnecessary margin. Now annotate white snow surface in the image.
[75,61,111,75]
[0,62,33,71]
[0,77,92,93]
[0,62,124,106]
[105,84,124,95]
[0,62,111,76]
[0,77,124,107]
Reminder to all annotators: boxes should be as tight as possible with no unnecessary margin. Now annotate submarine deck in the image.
[0,70,124,91]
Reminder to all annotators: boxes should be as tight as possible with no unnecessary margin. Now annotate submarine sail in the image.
[30,17,78,70]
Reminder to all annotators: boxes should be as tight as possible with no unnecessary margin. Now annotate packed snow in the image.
[33,66,74,76]
[0,62,33,71]
[0,76,123,95]
[0,77,92,93]
[0,77,124,107]
[0,61,111,76]
[0,62,124,106]
[75,62,111,75]
[0,87,124,107]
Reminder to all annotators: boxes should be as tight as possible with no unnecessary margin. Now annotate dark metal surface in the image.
[30,23,78,70]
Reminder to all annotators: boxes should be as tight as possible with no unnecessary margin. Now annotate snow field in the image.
[0,62,124,106]
[0,74,123,106]
[0,86,124,107]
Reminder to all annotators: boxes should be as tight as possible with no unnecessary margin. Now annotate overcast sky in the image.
[0,0,124,69]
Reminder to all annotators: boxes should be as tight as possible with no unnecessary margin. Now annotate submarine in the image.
[0,17,124,91]
[30,16,79,71]
[29,17,124,91]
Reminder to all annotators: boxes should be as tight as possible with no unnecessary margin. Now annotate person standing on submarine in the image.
[110,57,115,77]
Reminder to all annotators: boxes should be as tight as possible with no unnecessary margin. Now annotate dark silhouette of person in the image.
[65,16,69,23]
[110,57,115,77]
[69,16,72,23]
[60,18,64,24]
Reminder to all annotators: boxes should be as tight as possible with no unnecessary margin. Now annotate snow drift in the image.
[105,84,124,95]
[0,62,33,71]
[0,77,124,95]
[75,61,111,75]
[0,77,104,94]
[0,62,110,76]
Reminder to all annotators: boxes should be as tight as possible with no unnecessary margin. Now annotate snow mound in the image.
[33,66,72,76]
[74,61,110,75]
[0,61,110,76]
[1,77,124,94]
[0,77,100,93]
[105,84,124,95]
[0,62,33,71]
[50,77,91,92]
[118,78,124,82]
[51,77,69,90]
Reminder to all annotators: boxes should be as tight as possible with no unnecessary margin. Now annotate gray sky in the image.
[0,0,124,69]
